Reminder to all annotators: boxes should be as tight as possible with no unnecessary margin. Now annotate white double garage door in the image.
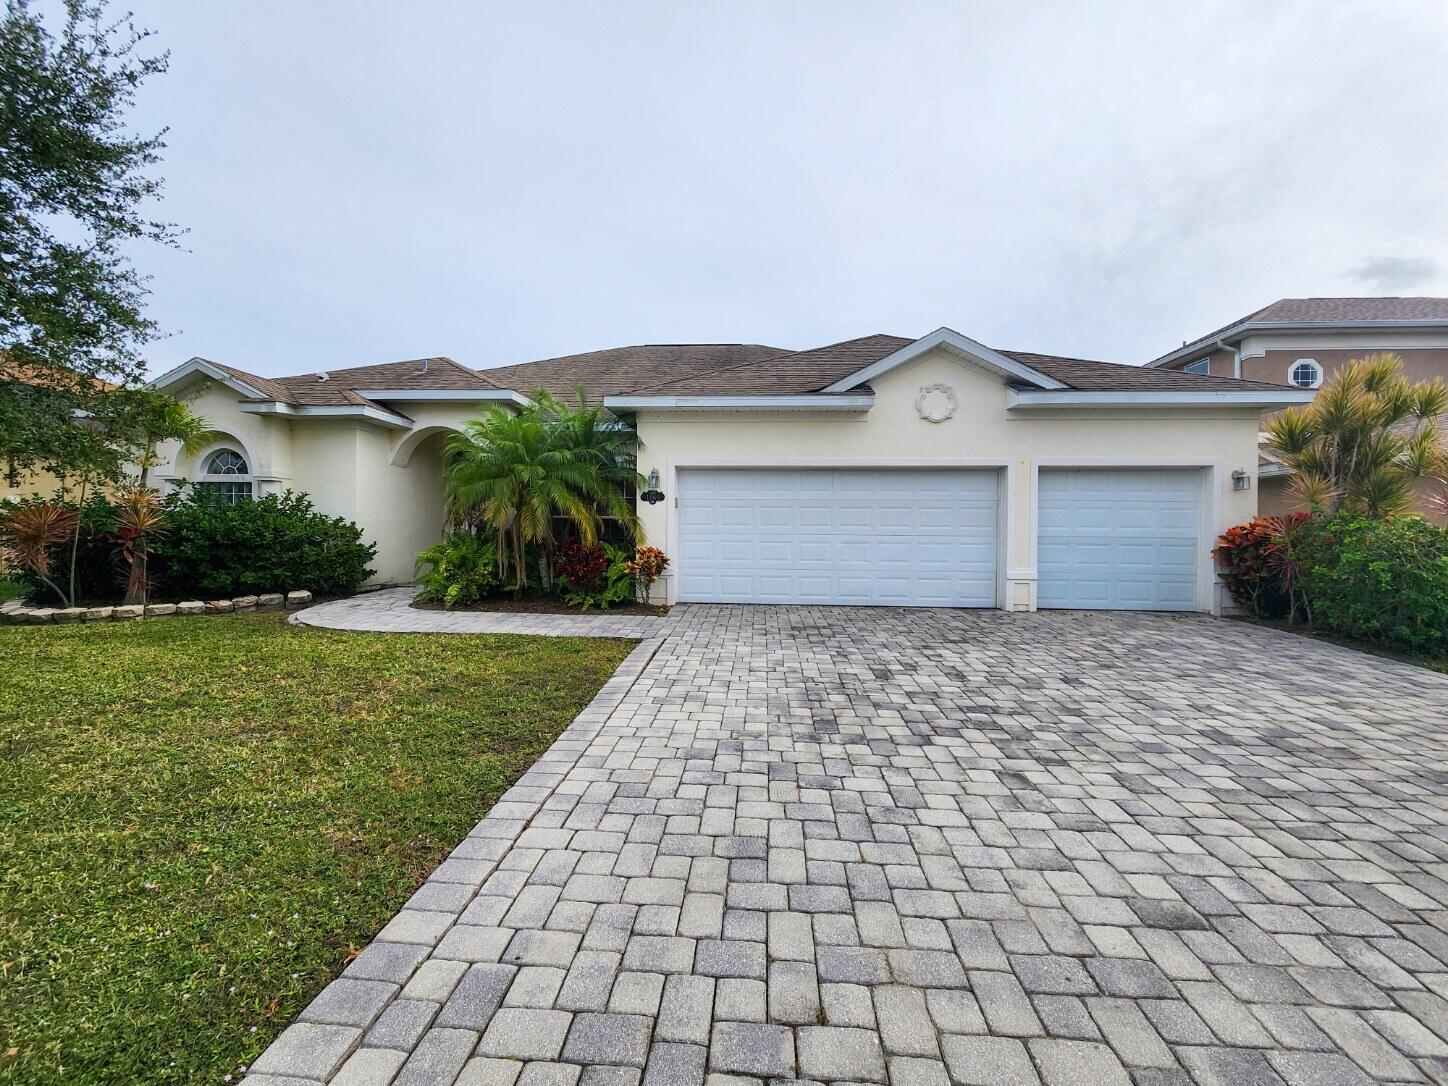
[677,467,1201,610]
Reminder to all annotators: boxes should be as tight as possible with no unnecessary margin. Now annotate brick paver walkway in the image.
[293,587,676,639]
[247,606,1448,1085]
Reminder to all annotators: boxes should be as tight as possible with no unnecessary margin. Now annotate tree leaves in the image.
[1,0,177,477]
[1264,353,1448,517]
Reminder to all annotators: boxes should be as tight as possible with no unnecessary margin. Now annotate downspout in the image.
[1216,336,1241,379]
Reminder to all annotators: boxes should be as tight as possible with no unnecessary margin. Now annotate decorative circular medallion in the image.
[915,383,958,423]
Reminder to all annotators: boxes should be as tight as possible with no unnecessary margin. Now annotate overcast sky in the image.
[114,0,1448,378]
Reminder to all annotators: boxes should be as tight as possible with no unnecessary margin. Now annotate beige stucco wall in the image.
[152,380,467,585]
[156,358,1268,604]
[2,464,67,502]
[633,349,1263,613]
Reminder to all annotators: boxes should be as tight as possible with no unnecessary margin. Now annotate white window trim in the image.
[1289,358,1323,389]
[1184,357,1211,375]
[196,445,255,501]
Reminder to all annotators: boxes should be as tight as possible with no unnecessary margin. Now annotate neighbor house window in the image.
[1184,358,1211,375]
[1289,359,1323,389]
[196,448,253,503]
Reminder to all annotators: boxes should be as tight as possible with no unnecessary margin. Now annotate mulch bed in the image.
[412,596,670,617]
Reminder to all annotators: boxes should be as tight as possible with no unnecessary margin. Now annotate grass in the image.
[0,579,25,603]
[0,613,634,1085]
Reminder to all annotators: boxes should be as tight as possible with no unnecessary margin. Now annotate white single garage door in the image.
[678,468,998,606]
[1037,468,1201,611]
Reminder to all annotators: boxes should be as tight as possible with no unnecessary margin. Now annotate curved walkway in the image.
[292,586,677,638]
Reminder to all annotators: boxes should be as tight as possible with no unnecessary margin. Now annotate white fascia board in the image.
[604,394,874,411]
[1148,318,1448,367]
[354,388,531,406]
[821,327,1068,392]
[149,356,266,398]
[1006,389,1317,409]
[237,401,412,429]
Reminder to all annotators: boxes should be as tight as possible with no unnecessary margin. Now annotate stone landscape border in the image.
[1,590,315,625]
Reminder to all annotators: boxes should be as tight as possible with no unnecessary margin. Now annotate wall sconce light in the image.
[1231,469,1251,492]
[641,468,665,505]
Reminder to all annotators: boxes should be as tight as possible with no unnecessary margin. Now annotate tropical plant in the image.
[624,545,669,603]
[415,532,499,609]
[443,396,644,589]
[1264,354,1447,517]
[130,399,215,486]
[535,388,642,540]
[1213,514,1309,621]
[113,486,167,604]
[1,501,80,605]
[554,542,636,611]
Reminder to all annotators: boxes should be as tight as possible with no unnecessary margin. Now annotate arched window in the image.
[196,448,254,503]
[1289,359,1323,389]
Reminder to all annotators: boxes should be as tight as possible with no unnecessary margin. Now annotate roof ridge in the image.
[429,354,505,388]
[270,355,500,388]
[487,342,796,372]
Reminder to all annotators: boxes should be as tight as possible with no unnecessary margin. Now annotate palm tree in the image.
[443,401,627,588]
[1265,353,1447,517]
[534,387,643,540]
[136,400,216,486]
[115,486,168,605]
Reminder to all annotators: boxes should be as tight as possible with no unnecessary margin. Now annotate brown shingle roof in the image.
[641,335,911,395]
[268,356,500,406]
[1152,297,1448,366]
[481,344,790,403]
[209,361,296,403]
[190,332,1300,410]
[1000,351,1295,393]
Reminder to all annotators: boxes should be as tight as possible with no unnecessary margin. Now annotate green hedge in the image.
[1295,513,1448,655]
[12,490,376,603]
[1217,511,1448,656]
[150,490,376,598]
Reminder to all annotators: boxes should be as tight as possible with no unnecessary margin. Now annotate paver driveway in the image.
[247,606,1448,1086]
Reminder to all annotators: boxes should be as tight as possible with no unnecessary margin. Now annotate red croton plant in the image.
[1212,512,1311,620]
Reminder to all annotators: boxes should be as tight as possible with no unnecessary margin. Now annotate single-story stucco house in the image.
[149,328,1312,612]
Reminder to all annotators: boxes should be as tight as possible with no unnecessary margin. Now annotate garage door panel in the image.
[1038,469,1200,611]
[679,468,998,606]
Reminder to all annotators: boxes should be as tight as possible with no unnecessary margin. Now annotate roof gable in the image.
[821,328,1068,392]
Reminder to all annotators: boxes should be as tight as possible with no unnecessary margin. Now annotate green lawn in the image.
[0,614,634,1085]
[0,578,26,603]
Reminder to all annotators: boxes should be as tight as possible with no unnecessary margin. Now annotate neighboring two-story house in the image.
[1147,297,1448,519]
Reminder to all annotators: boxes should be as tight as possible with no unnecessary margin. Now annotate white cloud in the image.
[117,0,1448,375]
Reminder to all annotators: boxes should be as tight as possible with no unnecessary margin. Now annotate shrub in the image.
[1295,513,1448,655]
[623,545,669,603]
[554,541,637,611]
[5,494,119,605]
[415,532,499,608]
[1213,514,1308,620]
[150,490,375,598]
[553,542,608,593]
